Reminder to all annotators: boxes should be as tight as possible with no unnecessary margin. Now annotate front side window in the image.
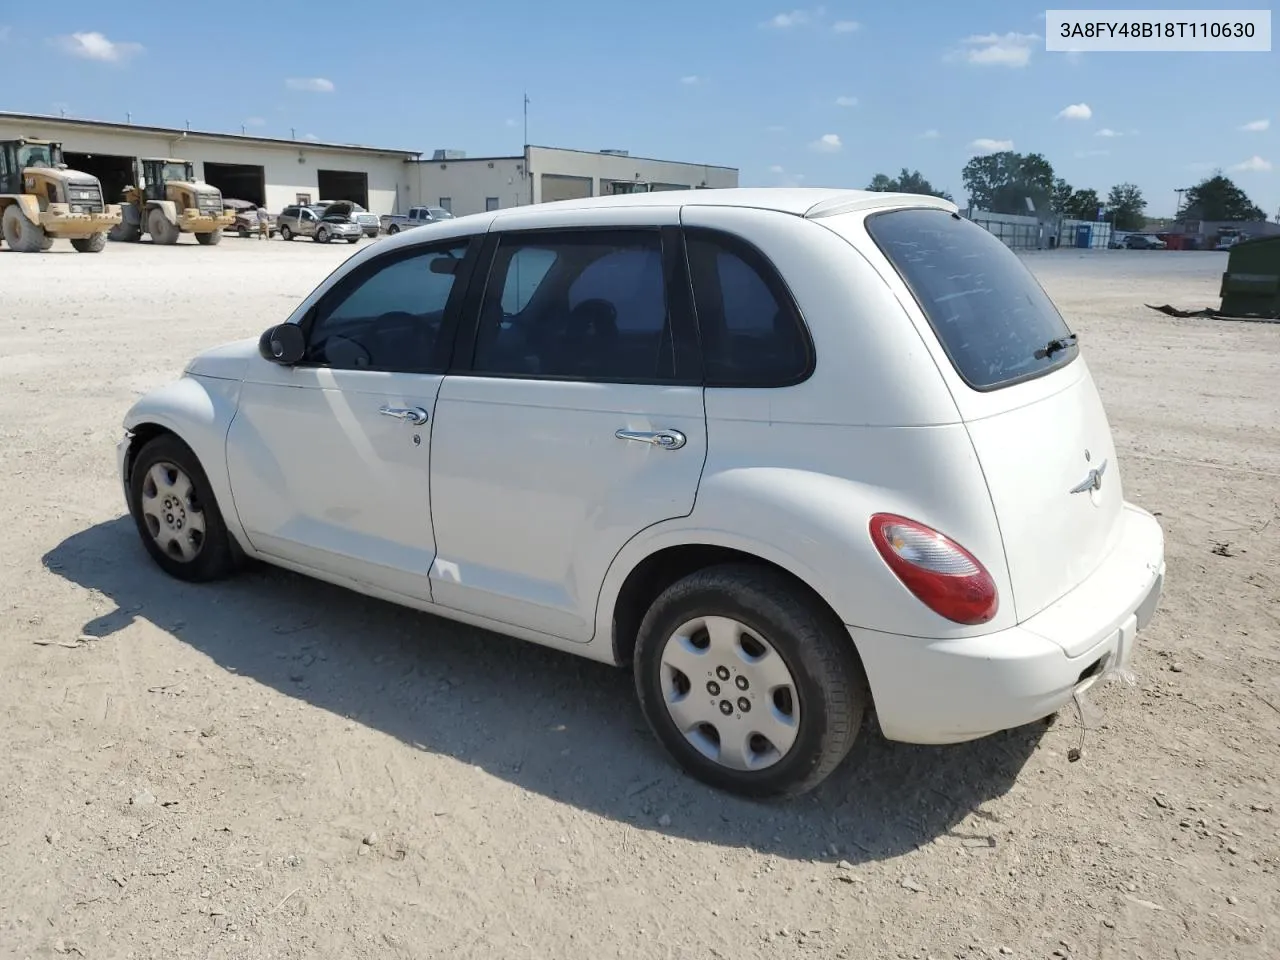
[17,144,54,169]
[472,230,675,381]
[866,208,1077,390]
[685,229,811,387]
[304,242,470,373]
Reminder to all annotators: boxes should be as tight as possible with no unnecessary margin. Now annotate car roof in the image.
[488,187,956,224]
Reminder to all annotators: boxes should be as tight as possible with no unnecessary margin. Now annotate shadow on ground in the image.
[44,517,1047,862]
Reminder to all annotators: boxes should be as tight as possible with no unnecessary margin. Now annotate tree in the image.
[1181,174,1265,221]
[962,151,1056,214]
[1068,188,1102,221]
[1051,178,1075,215]
[1105,183,1147,231]
[866,168,953,201]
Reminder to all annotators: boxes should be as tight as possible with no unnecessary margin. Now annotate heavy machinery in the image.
[0,138,122,253]
[111,158,234,245]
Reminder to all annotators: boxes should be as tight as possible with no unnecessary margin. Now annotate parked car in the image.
[116,187,1165,798]
[1124,234,1166,250]
[277,202,362,243]
[316,199,380,238]
[223,201,277,238]
[380,205,454,234]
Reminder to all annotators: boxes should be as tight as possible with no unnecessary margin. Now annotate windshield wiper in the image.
[1035,333,1078,359]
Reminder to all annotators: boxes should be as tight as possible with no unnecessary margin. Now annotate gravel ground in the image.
[1,236,1277,960]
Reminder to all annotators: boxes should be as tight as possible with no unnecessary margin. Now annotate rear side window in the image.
[685,229,811,387]
[866,209,1077,390]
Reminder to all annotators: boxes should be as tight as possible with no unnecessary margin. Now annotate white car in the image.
[117,188,1165,798]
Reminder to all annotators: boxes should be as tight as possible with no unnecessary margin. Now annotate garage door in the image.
[202,162,267,207]
[540,174,592,203]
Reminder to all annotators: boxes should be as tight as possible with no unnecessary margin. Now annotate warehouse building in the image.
[408,145,739,218]
[0,112,737,219]
[0,112,416,212]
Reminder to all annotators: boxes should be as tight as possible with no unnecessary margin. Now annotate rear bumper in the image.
[40,205,123,237]
[854,502,1165,744]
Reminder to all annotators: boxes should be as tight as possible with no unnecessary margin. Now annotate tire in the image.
[346,237,359,244]
[280,225,293,241]
[71,232,107,253]
[2,204,47,252]
[127,434,241,583]
[195,229,222,246]
[111,221,143,243]
[316,227,329,243]
[387,224,400,235]
[633,563,867,798]
[238,226,250,239]
[147,208,180,245]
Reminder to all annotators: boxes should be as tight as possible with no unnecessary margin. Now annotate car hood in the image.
[184,337,259,380]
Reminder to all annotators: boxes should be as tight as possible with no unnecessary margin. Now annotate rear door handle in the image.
[615,428,686,450]
[380,405,429,425]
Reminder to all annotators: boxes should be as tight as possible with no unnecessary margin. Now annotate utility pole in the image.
[523,91,530,149]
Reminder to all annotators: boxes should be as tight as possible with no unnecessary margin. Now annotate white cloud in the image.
[970,138,1013,153]
[832,20,859,32]
[955,31,1037,67]
[286,77,335,93]
[1056,102,1092,120]
[246,116,266,128]
[1232,155,1272,173]
[919,128,941,139]
[1240,119,1270,132]
[302,133,321,143]
[55,31,143,62]
[1095,127,1120,137]
[765,8,815,28]
[809,133,842,153]
[769,164,786,174]
[834,95,857,107]
[680,74,700,84]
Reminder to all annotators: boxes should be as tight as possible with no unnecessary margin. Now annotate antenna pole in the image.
[523,91,529,149]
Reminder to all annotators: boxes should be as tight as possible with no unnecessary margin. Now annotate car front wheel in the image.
[634,563,867,798]
[127,434,241,582]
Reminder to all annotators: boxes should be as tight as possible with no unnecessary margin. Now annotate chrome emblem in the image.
[1070,459,1107,494]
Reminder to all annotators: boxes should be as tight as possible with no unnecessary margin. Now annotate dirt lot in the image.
[1,236,1277,960]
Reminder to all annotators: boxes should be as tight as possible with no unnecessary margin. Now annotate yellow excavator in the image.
[0,138,123,252]
[111,157,234,245]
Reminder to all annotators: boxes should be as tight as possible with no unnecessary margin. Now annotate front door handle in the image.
[615,428,687,450]
[380,405,429,425]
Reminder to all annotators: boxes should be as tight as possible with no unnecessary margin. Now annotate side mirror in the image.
[258,323,306,365]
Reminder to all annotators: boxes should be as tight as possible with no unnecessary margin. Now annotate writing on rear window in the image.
[866,209,1077,390]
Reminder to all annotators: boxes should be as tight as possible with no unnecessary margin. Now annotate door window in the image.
[472,230,676,382]
[685,228,812,386]
[304,242,470,373]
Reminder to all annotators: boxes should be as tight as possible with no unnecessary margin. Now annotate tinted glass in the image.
[866,209,1076,389]
[473,230,674,381]
[685,230,810,386]
[305,244,468,372]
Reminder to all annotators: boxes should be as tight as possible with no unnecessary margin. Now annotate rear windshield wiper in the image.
[1035,333,1078,359]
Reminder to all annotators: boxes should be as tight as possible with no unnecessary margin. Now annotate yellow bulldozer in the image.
[110,157,234,245]
[0,138,123,252]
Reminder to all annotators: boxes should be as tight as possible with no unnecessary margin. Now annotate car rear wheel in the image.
[316,227,329,243]
[634,563,867,798]
[280,225,293,241]
[388,224,400,235]
[127,434,241,583]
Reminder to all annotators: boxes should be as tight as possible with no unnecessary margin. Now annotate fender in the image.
[2,194,42,225]
[592,458,1017,660]
[146,199,179,225]
[122,374,251,553]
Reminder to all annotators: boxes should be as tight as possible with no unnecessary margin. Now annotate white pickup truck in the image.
[378,205,454,234]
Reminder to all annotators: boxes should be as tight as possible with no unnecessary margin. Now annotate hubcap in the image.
[659,615,801,772]
[139,461,207,562]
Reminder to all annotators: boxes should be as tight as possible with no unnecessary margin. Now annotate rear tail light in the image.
[869,513,998,625]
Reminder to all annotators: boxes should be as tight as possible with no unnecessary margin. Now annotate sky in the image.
[1,1,1277,219]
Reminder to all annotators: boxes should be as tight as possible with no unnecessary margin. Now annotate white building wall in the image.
[405,147,738,215]
[406,157,530,217]
[0,116,411,215]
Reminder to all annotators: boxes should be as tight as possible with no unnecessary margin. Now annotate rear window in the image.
[866,208,1077,390]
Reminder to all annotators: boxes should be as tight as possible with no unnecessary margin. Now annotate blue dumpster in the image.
[1075,224,1092,248]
